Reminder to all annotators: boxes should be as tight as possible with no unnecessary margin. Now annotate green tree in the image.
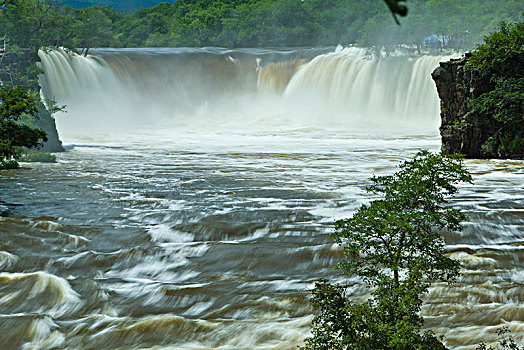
[477,327,524,350]
[467,19,524,158]
[71,6,119,51]
[2,0,523,49]
[1,0,74,48]
[302,151,473,350]
[0,86,47,169]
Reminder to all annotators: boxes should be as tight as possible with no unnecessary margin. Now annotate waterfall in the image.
[284,47,448,129]
[38,47,450,137]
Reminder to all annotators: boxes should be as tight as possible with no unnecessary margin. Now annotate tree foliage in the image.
[302,151,473,350]
[335,152,471,285]
[1,0,72,48]
[0,85,47,169]
[0,0,522,50]
[467,19,524,158]
[476,328,524,350]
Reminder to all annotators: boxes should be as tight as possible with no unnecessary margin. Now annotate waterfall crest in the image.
[38,47,450,137]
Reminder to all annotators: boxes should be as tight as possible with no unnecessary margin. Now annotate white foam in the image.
[0,272,82,317]
[0,251,19,269]
[148,224,194,243]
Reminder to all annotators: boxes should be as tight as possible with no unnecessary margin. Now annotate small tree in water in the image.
[302,151,473,350]
[477,327,524,350]
[0,86,47,169]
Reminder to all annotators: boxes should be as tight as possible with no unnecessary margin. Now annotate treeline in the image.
[61,0,165,13]
[1,0,522,50]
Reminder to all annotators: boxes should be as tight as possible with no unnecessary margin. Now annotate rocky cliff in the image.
[432,55,485,158]
[432,54,523,159]
[34,103,64,153]
[1,49,64,152]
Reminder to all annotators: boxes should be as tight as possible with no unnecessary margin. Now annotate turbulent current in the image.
[0,47,522,349]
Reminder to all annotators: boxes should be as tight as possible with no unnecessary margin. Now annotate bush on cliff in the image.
[0,85,47,169]
[467,19,524,158]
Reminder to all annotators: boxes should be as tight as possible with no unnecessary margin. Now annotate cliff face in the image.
[1,49,64,152]
[34,104,64,153]
[432,55,524,159]
[432,56,488,158]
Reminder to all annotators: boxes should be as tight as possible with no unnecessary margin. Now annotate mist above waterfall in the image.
[39,47,450,142]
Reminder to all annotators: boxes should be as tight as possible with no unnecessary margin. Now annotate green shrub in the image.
[17,151,57,163]
[0,86,48,169]
[0,160,20,169]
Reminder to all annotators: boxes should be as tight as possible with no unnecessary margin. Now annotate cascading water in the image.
[284,48,445,129]
[39,48,260,135]
[0,47,522,350]
[39,47,446,138]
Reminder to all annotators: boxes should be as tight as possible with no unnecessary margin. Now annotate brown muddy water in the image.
[0,47,522,349]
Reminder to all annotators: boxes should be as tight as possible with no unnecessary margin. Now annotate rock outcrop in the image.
[34,105,64,153]
[432,55,487,158]
[432,54,524,159]
[1,49,64,152]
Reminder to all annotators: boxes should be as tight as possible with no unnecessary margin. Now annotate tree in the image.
[467,19,524,158]
[0,85,47,169]
[1,0,523,49]
[477,327,524,350]
[71,6,119,51]
[302,151,473,350]
[1,0,73,48]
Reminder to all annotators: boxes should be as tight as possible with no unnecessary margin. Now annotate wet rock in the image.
[432,56,492,158]
[35,106,64,153]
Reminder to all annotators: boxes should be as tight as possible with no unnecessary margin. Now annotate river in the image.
[0,47,522,349]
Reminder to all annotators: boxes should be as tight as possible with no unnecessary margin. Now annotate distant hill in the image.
[61,0,171,13]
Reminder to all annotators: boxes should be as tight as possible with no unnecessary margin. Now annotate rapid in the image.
[0,47,522,349]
